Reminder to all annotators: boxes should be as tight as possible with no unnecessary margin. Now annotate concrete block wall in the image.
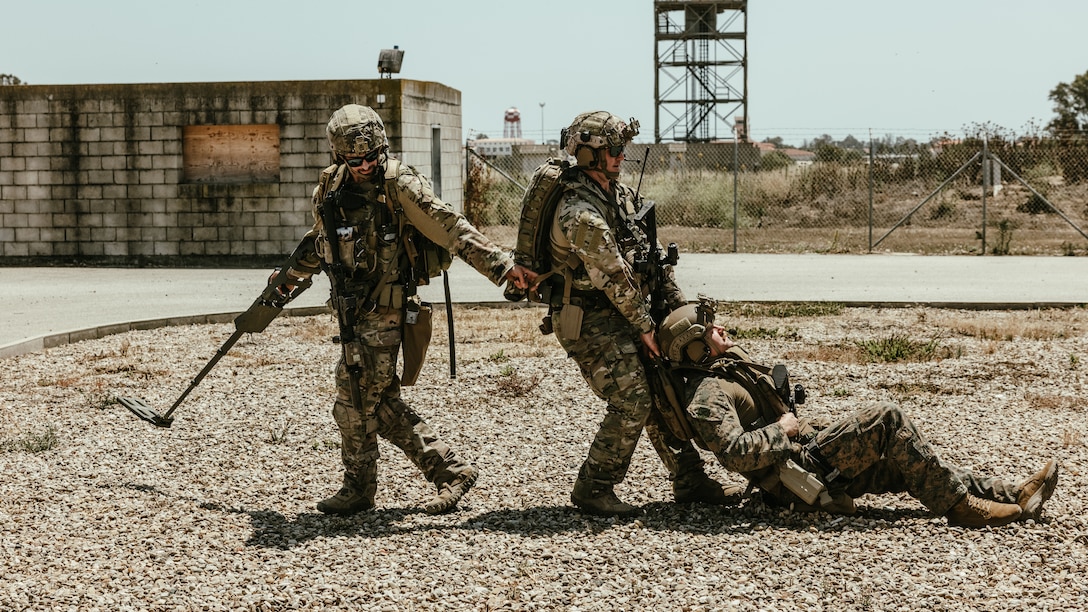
[0,79,463,266]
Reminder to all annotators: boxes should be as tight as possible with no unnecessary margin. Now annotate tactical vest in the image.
[313,159,452,296]
[666,346,794,449]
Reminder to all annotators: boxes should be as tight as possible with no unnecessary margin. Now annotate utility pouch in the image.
[555,304,583,342]
[776,458,827,506]
[401,300,433,386]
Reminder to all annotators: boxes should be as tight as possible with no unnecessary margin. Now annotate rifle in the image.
[627,147,691,442]
[629,146,679,325]
[117,239,315,427]
[318,189,396,419]
[644,354,697,443]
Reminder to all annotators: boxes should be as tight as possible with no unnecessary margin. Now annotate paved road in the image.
[2,254,1085,358]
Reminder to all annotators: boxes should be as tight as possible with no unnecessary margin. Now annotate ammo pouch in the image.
[400,298,433,386]
[555,304,584,342]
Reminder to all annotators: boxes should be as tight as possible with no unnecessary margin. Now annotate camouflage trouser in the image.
[555,306,706,488]
[331,309,470,501]
[801,402,1013,515]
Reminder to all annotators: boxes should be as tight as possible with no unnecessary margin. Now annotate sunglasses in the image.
[344,148,383,167]
[607,145,625,157]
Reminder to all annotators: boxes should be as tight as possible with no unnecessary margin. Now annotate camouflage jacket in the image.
[683,367,794,474]
[548,169,684,334]
[290,159,514,293]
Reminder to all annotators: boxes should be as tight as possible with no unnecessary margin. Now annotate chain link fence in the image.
[465,132,1088,256]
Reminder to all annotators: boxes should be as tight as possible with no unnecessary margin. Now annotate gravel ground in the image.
[1,304,1086,611]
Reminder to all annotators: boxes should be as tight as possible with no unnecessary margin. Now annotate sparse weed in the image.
[856,334,942,363]
[266,418,294,445]
[731,326,801,341]
[494,369,543,397]
[312,439,340,451]
[1,426,59,453]
[718,302,844,319]
[1024,393,1081,411]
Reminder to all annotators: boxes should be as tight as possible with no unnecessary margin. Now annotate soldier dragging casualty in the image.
[513,111,743,516]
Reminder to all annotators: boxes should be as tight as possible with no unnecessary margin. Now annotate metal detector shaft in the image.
[118,240,315,428]
[160,328,246,422]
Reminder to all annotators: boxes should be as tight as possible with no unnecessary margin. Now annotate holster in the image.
[400,298,433,386]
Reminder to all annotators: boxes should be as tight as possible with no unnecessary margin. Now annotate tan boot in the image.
[1015,460,1059,521]
[316,484,374,516]
[945,494,1021,528]
[423,465,479,515]
[571,478,641,517]
[673,472,744,506]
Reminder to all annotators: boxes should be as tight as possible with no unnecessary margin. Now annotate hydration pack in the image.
[503,157,575,302]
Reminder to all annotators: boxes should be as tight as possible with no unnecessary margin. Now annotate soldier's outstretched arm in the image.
[392,165,518,287]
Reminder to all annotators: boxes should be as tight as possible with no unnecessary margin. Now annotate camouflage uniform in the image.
[549,169,712,497]
[684,372,1023,515]
[288,158,514,511]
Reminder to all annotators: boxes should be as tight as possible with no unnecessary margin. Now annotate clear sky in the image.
[3,0,1085,146]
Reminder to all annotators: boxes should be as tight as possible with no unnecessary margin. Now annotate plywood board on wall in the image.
[183,124,280,183]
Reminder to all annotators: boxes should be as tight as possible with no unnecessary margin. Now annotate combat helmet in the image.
[562,111,639,176]
[326,104,388,159]
[658,300,716,363]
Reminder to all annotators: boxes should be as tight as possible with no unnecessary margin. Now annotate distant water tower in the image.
[503,107,522,139]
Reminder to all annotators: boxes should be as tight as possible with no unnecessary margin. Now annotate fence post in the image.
[981,137,989,255]
[733,133,739,253]
[868,131,874,253]
[464,145,472,212]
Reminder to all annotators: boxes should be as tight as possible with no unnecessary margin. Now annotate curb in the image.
[0,306,330,360]
[1,300,1082,361]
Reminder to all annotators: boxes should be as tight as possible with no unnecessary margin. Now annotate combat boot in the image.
[945,494,1021,528]
[1015,460,1059,521]
[571,477,642,517]
[316,482,375,516]
[423,465,479,515]
[673,471,745,506]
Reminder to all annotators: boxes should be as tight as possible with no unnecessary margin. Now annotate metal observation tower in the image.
[654,1,748,143]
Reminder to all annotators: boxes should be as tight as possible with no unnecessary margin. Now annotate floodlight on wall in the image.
[377,46,404,79]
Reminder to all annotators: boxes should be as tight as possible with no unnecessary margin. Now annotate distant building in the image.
[778,147,816,165]
[467,137,534,158]
[0,78,463,265]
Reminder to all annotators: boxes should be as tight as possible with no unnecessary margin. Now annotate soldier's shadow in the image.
[232,500,934,550]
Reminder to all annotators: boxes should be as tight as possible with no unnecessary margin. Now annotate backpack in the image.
[502,157,574,302]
